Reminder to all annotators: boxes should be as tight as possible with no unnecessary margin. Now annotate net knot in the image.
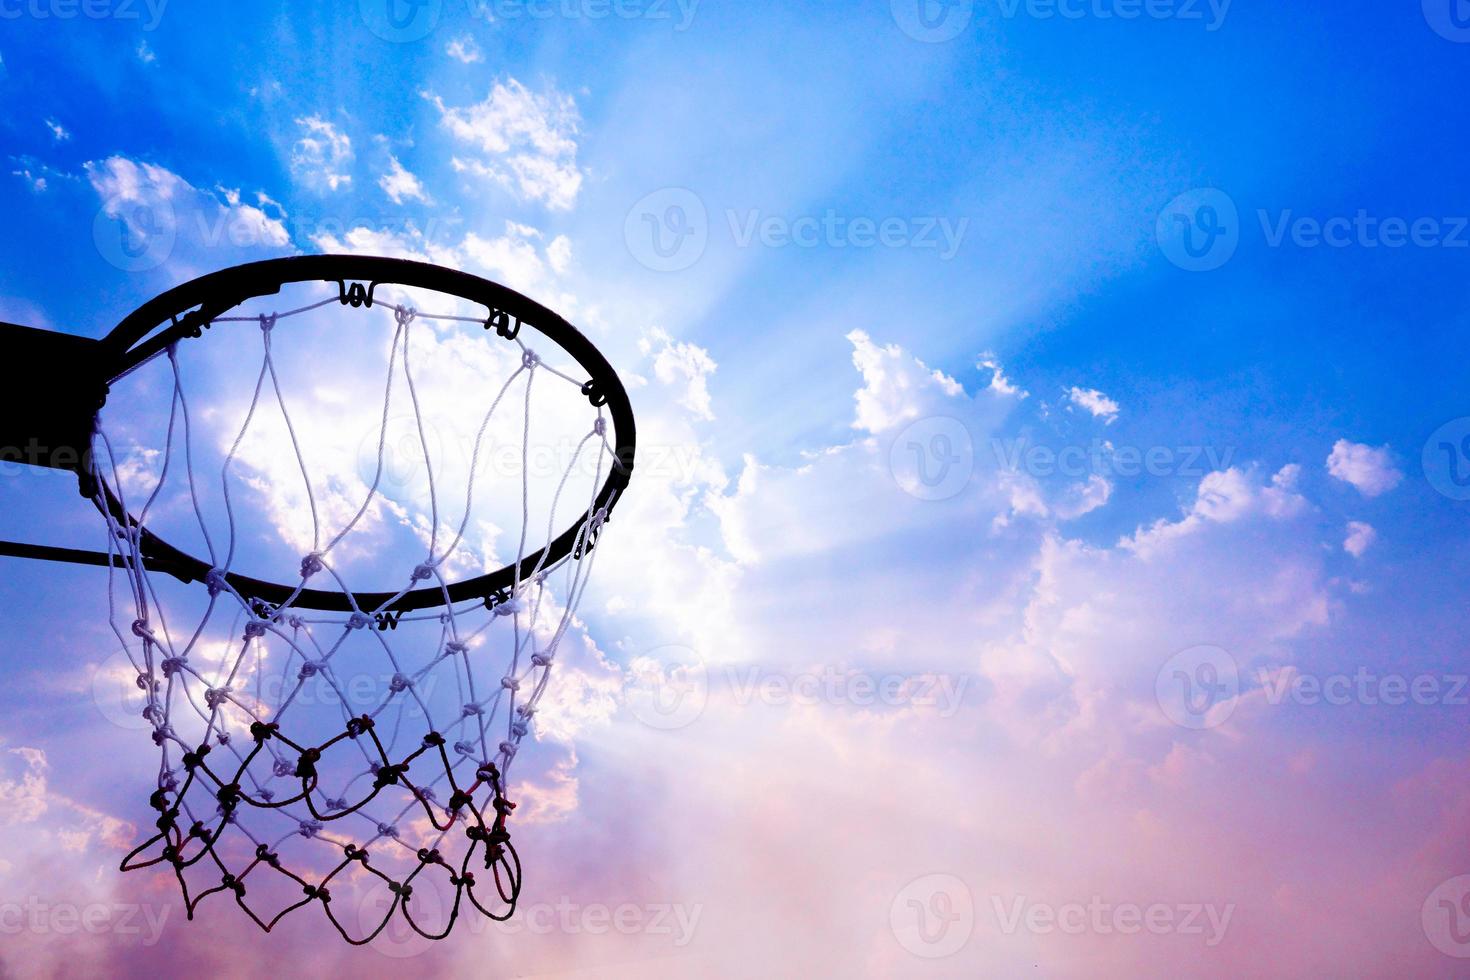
[130,619,153,640]
[151,725,173,746]
[216,732,231,746]
[346,612,373,631]
[377,823,400,839]
[255,844,280,866]
[272,759,295,778]
[500,676,520,693]
[388,881,412,899]
[142,704,164,725]
[395,306,417,327]
[134,673,155,692]
[204,568,228,597]
[531,652,553,668]
[522,349,539,369]
[204,687,230,709]
[324,797,347,811]
[510,720,529,738]
[257,788,275,802]
[258,312,278,333]
[374,764,407,788]
[160,656,186,677]
[250,721,279,742]
[299,820,323,838]
[182,745,212,770]
[493,597,520,618]
[243,621,267,640]
[497,741,518,760]
[286,615,305,629]
[298,661,321,679]
[455,872,476,888]
[389,673,412,693]
[448,789,474,811]
[593,416,607,436]
[295,748,321,778]
[452,740,476,757]
[422,731,445,748]
[446,640,469,655]
[411,563,435,581]
[417,786,437,803]
[461,703,484,717]
[299,553,324,579]
[417,847,442,865]
[346,716,374,737]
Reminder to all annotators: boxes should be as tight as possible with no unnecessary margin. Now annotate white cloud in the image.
[428,79,582,210]
[290,115,354,191]
[446,34,482,63]
[44,118,69,141]
[979,353,1028,399]
[86,155,290,255]
[1344,520,1376,558]
[547,234,573,274]
[1066,385,1120,424]
[642,328,717,421]
[11,168,45,192]
[847,330,963,434]
[378,154,427,204]
[1123,464,1307,557]
[136,39,156,64]
[1326,439,1402,497]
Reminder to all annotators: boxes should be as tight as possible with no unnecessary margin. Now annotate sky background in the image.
[1,0,1469,976]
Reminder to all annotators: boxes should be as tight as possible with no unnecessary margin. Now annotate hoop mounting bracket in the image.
[0,321,108,497]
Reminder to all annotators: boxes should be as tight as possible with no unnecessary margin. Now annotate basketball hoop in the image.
[0,256,636,942]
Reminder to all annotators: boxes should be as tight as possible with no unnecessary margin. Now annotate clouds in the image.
[1326,439,1403,497]
[1066,385,1120,424]
[86,156,290,269]
[1344,520,1377,557]
[429,80,583,210]
[378,154,427,204]
[445,34,482,64]
[289,115,353,191]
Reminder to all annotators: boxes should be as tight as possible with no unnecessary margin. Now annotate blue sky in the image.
[0,1,1468,975]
